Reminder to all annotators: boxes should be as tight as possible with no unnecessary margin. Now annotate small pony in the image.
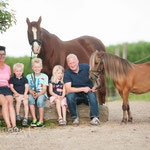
[89,50,150,123]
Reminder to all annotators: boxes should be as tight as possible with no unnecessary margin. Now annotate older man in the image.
[63,54,100,125]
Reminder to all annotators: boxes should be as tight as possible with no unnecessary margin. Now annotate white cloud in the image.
[0,0,150,56]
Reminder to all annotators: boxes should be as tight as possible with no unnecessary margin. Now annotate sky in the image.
[0,0,150,57]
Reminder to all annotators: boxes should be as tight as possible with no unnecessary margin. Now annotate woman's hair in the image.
[0,46,6,55]
[51,65,64,83]
[13,63,24,71]
[32,58,43,67]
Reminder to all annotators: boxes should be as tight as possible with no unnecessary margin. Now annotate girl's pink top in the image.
[0,64,11,87]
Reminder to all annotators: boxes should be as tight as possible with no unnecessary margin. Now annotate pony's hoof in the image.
[121,120,127,124]
[128,119,133,124]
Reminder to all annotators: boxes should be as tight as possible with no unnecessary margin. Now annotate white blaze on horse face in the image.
[32,27,41,54]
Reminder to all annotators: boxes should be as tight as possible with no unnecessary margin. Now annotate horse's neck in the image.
[42,28,61,42]
[39,28,62,56]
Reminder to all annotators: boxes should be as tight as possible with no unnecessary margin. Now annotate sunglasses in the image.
[0,54,6,57]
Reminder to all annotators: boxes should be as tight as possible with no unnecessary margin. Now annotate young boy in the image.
[9,63,29,126]
[26,58,48,128]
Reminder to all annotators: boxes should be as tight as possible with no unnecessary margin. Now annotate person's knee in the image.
[37,95,46,107]
[55,99,61,105]
[2,99,8,106]
[16,100,21,105]
[66,93,75,103]
[88,92,98,103]
[23,100,28,106]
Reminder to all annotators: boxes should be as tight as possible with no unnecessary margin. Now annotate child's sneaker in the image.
[16,115,21,121]
[30,120,37,127]
[36,121,45,128]
[22,117,28,126]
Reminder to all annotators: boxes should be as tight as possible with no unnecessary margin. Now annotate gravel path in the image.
[0,101,150,150]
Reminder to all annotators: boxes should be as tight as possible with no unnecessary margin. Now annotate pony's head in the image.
[26,16,42,54]
[89,50,105,89]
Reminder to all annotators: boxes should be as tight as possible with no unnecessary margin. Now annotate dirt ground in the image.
[0,100,150,150]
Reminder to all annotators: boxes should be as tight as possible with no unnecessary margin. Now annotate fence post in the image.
[123,44,127,59]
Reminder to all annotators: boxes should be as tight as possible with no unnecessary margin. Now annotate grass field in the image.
[107,92,150,101]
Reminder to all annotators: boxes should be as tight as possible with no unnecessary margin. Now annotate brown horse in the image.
[26,16,106,104]
[89,50,150,123]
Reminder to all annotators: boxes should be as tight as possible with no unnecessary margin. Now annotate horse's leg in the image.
[119,90,129,124]
[127,102,133,123]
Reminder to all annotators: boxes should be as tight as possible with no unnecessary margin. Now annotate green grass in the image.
[107,92,150,101]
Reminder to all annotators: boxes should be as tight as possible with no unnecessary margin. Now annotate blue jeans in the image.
[66,92,99,119]
[28,94,47,107]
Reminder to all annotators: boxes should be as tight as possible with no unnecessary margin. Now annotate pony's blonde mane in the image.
[90,51,134,82]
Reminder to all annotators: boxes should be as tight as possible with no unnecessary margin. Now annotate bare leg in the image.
[6,95,16,127]
[55,98,62,119]
[29,104,37,121]
[15,97,21,115]
[23,99,29,118]
[0,95,11,128]
[62,105,67,121]
[38,107,44,123]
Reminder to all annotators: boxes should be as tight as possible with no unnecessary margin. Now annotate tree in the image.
[0,0,16,33]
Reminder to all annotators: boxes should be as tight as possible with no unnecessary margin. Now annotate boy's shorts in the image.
[15,94,28,101]
[28,94,47,107]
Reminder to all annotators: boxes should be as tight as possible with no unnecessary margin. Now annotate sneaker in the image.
[16,115,21,121]
[30,120,37,127]
[22,117,28,126]
[72,117,80,126]
[90,117,100,125]
[36,121,45,128]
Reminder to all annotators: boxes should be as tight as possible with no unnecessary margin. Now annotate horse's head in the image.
[26,16,43,54]
[89,50,105,90]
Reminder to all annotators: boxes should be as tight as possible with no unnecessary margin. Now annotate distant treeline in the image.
[5,41,150,96]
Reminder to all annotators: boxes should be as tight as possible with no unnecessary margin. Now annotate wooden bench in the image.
[0,99,109,123]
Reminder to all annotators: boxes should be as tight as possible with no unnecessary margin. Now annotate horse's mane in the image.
[90,51,134,81]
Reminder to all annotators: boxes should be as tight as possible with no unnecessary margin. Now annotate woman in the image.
[0,46,19,132]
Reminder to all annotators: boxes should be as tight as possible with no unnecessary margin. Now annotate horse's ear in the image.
[37,16,42,25]
[26,17,30,25]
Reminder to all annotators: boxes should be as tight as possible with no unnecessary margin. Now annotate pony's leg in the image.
[127,102,133,122]
[119,90,129,123]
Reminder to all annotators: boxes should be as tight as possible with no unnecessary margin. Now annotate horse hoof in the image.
[128,119,133,124]
[121,120,127,125]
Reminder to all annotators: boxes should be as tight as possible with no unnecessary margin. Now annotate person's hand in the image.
[23,94,28,99]
[82,87,91,93]
[58,96,64,100]
[14,93,19,97]
[31,91,38,99]
[91,86,97,93]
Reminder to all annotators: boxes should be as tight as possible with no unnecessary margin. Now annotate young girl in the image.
[49,65,67,125]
